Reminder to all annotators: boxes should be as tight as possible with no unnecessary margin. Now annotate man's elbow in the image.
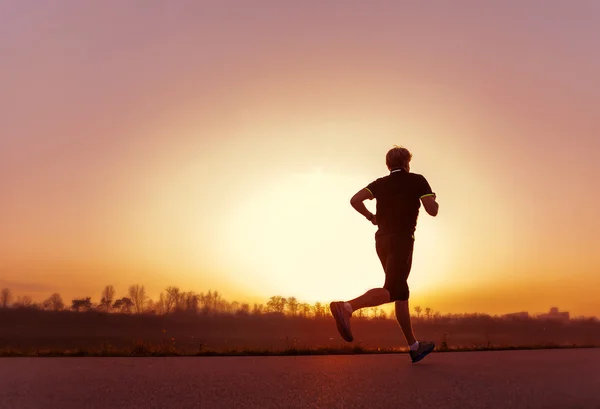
[350,193,363,206]
[425,204,439,217]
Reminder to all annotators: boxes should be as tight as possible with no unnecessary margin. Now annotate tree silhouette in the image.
[123,298,133,313]
[99,285,116,312]
[71,297,92,312]
[267,296,287,313]
[252,303,264,315]
[237,303,250,315]
[313,302,325,317]
[164,286,180,313]
[0,285,454,326]
[144,298,157,314]
[286,297,299,316]
[14,295,33,308]
[369,307,379,318]
[414,305,422,318]
[113,297,134,313]
[201,290,222,314]
[98,297,110,312]
[299,303,312,317]
[230,301,240,314]
[1,288,13,308]
[128,285,147,314]
[43,293,64,311]
[181,291,199,313]
[112,298,123,312]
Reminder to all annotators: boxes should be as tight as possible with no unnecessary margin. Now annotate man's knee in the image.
[388,284,409,302]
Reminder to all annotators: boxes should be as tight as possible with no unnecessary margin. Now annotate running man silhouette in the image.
[330,146,439,363]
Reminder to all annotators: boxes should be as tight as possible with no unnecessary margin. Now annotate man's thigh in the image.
[380,235,414,301]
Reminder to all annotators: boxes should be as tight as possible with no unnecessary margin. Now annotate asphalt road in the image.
[1,349,600,409]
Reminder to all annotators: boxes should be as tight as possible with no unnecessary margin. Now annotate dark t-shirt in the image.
[365,170,434,237]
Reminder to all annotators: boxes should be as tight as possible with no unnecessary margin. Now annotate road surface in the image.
[1,349,599,408]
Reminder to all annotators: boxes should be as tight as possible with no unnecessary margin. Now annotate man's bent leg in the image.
[347,288,390,312]
[395,300,416,346]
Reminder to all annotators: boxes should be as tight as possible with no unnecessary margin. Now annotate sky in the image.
[1,1,599,317]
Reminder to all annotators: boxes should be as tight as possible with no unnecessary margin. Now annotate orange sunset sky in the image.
[1,1,599,317]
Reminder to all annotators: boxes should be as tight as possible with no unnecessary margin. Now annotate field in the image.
[1,308,598,356]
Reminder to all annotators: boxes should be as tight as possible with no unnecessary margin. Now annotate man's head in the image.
[386,146,412,172]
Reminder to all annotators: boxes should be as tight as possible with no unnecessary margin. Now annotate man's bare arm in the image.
[421,194,439,217]
[350,188,377,224]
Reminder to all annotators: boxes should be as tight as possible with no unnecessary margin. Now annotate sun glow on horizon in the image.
[217,168,458,303]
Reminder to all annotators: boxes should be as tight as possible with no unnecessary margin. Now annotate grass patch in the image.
[0,342,597,357]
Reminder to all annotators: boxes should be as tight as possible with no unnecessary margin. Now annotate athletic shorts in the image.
[375,233,414,301]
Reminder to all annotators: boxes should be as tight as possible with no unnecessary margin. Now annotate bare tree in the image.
[199,290,222,314]
[128,285,147,314]
[14,295,33,308]
[414,305,422,319]
[1,288,13,308]
[181,291,199,313]
[313,302,325,318]
[267,296,287,314]
[299,303,312,317]
[164,286,180,313]
[98,298,110,312]
[43,293,64,311]
[424,307,432,320]
[208,290,223,312]
[287,297,299,316]
[252,303,264,315]
[99,285,116,312]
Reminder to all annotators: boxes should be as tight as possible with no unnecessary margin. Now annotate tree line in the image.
[3,286,596,322]
[0,286,446,320]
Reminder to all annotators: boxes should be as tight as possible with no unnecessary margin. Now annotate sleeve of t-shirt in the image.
[416,175,434,198]
[365,178,382,199]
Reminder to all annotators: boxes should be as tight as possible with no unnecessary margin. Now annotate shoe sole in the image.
[329,302,353,342]
[411,344,436,363]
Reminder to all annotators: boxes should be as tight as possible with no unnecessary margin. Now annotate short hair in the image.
[386,146,412,170]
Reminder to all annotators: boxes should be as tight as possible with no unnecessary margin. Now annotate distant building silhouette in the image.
[501,311,529,319]
[537,307,570,322]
